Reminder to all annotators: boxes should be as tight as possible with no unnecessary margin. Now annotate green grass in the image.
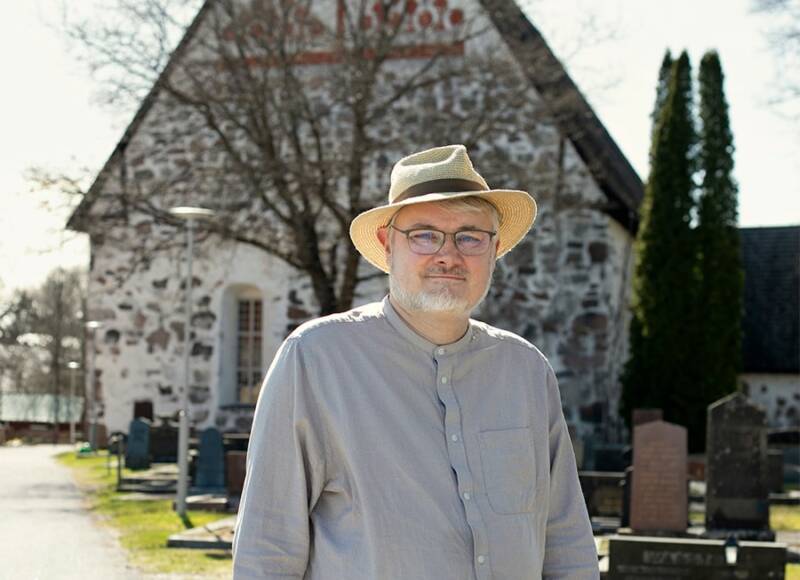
[58,451,232,577]
[772,504,800,531]
[788,564,800,580]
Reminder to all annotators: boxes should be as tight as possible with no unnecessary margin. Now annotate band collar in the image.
[381,295,476,357]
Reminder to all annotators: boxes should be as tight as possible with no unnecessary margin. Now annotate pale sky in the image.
[1,0,798,297]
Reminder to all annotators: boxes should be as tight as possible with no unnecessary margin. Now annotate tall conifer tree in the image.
[650,50,674,159]
[694,51,743,448]
[621,52,698,433]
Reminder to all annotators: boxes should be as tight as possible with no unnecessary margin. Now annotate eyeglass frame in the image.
[387,225,498,256]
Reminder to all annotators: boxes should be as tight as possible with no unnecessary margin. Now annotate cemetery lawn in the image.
[772,504,800,531]
[58,451,232,577]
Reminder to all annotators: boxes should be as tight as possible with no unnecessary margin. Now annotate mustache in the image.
[425,266,468,277]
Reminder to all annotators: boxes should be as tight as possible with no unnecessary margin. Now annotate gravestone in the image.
[630,420,687,533]
[579,471,624,518]
[133,400,154,421]
[632,408,663,427]
[125,418,151,469]
[150,418,179,463]
[95,424,108,449]
[194,427,225,490]
[767,450,784,494]
[226,451,248,496]
[620,466,633,528]
[607,535,786,579]
[705,393,770,533]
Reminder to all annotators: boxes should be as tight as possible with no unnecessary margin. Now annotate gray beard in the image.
[387,262,494,315]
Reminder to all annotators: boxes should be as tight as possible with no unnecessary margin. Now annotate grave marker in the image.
[194,427,225,490]
[630,420,687,532]
[705,393,769,532]
[125,418,151,469]
[608,535,786,579]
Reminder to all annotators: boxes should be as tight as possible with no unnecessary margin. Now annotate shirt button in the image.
[451,434,459,442]
[441,376,448,384]
[437,347,446,355]
[477,555,486,564]
[463,492,471,501]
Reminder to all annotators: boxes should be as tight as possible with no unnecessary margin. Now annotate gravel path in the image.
[0,444,161,579]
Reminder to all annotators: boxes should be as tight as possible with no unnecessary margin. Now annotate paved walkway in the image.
[0,444,141,580]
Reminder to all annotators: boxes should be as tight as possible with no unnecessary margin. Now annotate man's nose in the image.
[434,234,462,261]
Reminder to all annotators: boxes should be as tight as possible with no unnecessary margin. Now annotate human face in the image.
[378,201,498,315]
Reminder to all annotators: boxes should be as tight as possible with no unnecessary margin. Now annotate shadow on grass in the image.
[180,513,194,529]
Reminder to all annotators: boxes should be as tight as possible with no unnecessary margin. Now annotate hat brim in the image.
[349,189,537,273]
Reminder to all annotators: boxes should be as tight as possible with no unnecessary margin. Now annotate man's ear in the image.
[377,226,390,253]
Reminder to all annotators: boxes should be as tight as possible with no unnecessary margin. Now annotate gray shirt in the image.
[233,297,598,579]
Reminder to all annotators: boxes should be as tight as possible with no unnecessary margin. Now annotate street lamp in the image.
[67,361,80,444]
[86,321,102,450]
[169,206,215,518]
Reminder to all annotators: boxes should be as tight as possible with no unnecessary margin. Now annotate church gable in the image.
[70,0,640,440]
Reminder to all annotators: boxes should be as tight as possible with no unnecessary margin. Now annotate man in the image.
[233,145,598,579]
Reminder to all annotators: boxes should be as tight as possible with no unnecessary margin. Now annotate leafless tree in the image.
[752,0,800,120]
[56,0,611,315]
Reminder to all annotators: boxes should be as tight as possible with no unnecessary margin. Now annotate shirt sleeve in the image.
[541,364,600,580]
[233,337,328,579]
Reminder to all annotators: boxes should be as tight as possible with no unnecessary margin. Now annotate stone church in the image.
[67,0,644,442]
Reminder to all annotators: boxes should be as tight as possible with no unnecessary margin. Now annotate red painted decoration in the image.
[418,10,433,28]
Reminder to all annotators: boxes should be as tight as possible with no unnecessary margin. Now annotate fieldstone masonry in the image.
[76,0,638,439]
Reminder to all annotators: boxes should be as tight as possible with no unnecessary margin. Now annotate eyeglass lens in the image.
[406,229,491,255]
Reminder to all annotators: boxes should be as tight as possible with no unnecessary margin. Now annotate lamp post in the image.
[67,361,80,445]
[169,206,215,518]
[86,321,102,450]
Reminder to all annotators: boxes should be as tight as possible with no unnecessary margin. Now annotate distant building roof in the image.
[740,225,800,373]
[0,393,83,424]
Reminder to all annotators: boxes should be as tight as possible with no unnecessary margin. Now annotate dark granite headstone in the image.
[632,408,663,427]
[620,466,633,528]
[767,449,784,494]
[705,393,769,532]
[150,418,179,463]
[607,535,786,579]
[630,420,687,532]
[226,451,247,496]
[133,400,154,421]
[95,424,108,449]
[194,427,225,490]
[579,471,624,518]
[125,418,151,470]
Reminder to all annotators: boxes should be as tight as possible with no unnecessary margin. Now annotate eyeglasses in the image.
[389,225,497,256]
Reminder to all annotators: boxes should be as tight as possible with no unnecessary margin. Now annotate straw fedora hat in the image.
[349,144,537,273]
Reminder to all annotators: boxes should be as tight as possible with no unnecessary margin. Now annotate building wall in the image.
[81,0,637,438]
[741,373,800,429]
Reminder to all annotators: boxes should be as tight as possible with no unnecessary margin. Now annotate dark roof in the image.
[68,0,643,233]
[480,0,643,231]
[740,225,800,373]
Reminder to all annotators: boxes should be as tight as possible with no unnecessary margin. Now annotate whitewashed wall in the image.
[82,0,637,438]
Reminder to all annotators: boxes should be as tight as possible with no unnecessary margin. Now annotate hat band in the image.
[393,178,487,203]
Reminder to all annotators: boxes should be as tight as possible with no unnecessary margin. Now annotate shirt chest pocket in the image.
[479,427,536,515]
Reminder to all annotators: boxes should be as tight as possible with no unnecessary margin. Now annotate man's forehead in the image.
[391,201,494,227]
